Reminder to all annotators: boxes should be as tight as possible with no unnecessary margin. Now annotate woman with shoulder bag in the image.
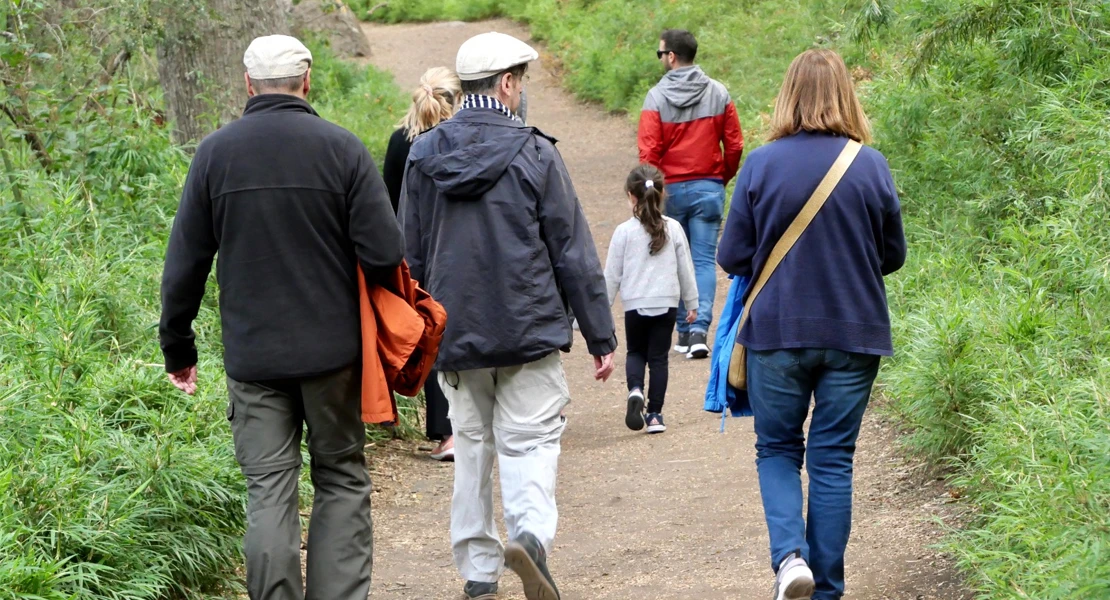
[716,49,906,600]
[382,66,461,460]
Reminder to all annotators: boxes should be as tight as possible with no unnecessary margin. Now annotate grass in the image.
[361,0,1110,597]
[0,31,416,598]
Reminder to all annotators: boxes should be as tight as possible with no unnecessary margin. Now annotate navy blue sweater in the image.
[717,131,906,356]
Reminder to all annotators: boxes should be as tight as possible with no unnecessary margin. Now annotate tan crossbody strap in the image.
[736,140,863,333]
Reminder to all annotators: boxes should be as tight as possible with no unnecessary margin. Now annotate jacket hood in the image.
[657,65,711,108]
[412,127,533,198]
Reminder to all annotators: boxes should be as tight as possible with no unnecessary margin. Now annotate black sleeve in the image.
[348,135,404,276]
[537,145,618,357]
[382,128,410,215]
[159,151,218,373]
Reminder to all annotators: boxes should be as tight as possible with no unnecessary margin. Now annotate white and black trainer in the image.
[686,331,710,359]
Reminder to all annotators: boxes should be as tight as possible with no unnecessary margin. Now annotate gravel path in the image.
[360,19,969,600]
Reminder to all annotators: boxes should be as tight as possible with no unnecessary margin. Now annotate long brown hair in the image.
[767,49,872,143]
[398,67,462,141]
[626,164,668,255]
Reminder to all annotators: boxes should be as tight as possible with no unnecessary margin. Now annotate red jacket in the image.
[638,66,743,185]
[357,261,446,424]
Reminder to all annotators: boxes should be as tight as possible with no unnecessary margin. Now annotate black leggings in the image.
[625,309,676,414]
[425,370,453,440]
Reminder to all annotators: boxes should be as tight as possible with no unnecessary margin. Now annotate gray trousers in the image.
[226,365,372,600]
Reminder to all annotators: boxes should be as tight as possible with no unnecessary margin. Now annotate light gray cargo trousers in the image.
[226,364,372,600]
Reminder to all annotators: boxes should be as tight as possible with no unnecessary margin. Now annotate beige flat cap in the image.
[244,35,313,80]
[456,32,538,81]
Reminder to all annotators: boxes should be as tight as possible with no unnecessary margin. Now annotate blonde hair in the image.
[398,67,462,141]
[767,49,872,144]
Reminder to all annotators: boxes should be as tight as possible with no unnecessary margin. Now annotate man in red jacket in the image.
[638,29,743,360]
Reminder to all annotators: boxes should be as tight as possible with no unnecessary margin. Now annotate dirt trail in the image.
[360,19,968,600]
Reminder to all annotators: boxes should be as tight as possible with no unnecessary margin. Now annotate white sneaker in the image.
[773,552,814,600]
[429,437,454,461]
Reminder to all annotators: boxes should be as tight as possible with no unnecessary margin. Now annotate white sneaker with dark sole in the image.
[773,553,815,600]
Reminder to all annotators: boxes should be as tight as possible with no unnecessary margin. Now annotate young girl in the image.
[605,164,698,433]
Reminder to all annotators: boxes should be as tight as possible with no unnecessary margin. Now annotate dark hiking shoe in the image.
[673,331,691,353]
[772,551,814,600]
[505,533,560,600]
[625,389,646,431]
[645,412,667,434]
[463,580,499,599]
[686,331,710,359]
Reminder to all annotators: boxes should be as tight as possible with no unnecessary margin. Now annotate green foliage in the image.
[367,0,1110,597]
[0,3,413,598]
[862,2,1110,596]
[367,0,859,141]
[309,41,409,161]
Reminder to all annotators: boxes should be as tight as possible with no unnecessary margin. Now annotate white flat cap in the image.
[244,35,313,80]
[456,32,538,81]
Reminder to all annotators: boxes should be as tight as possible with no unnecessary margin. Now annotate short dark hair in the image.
[460,63,528,95]
[250,73,306,94]
[660,29,697,64]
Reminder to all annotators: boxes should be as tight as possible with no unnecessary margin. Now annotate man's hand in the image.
[686,310,697,324]
[594,353,615,382]
[168,365,198,395]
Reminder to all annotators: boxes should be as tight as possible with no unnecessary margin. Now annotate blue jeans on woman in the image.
[747,348,881,600]
[665,179,725,335]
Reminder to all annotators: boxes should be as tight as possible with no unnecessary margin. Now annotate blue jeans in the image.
[665,179,724,335]
[747,348,881,600]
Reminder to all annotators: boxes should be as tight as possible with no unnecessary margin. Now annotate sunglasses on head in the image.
[656,49,672,59]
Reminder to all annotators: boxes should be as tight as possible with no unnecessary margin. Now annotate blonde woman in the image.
[717,49,906,600]
[382,67,461,461]
[383,66,462,213]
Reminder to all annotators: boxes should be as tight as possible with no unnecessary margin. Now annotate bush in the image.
[0,8,412,597]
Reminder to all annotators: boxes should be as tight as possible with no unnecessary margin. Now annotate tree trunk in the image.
[157,0,291,145]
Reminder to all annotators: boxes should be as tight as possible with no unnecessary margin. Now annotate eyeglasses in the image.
[656,49,672,59]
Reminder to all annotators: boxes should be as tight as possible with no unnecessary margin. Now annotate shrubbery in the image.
[0,6,408,596]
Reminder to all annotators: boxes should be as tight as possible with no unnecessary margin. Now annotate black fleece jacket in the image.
[159,94,403,381]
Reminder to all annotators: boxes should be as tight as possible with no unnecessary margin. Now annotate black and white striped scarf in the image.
[461,94,521,122]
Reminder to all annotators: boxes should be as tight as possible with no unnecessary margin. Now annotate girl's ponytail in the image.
[626,164,668,255]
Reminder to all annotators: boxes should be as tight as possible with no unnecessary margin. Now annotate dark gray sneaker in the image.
[505,532,560,600]
[463,580,498,599]
[673,331,691,353]
[686,331,710,359]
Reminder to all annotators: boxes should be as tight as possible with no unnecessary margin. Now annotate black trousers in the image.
[625,309,676,414]
[425,369,453,440]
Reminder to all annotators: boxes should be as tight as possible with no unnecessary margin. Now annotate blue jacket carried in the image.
[704,275,752,420]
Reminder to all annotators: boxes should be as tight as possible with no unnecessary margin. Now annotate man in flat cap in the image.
[399,31,617,600]
[160,34,401,600]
